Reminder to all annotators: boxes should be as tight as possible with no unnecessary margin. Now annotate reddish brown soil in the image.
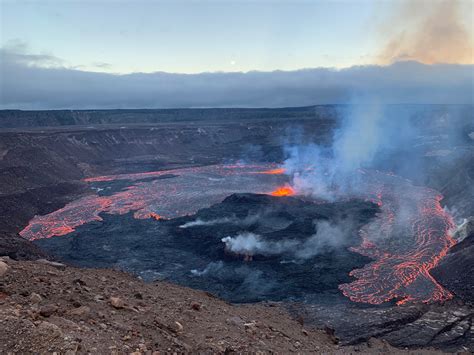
[0,257,443,354]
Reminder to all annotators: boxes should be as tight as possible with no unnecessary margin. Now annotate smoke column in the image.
[377,0,473,65]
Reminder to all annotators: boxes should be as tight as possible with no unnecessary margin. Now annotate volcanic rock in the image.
[431,244,474,302]
[39,304,58,317]
[109,296,125,309]
[36,259,67,270]
[36,321,63,339]
[226,316,245,327]
[0,261,9,277]
[297,301,474,352]
[5,258,417,353]
[0,233,47,261]
[453,216,474,242]
[431,216,474,303]
[29,292,42,304]
[68,305,91,317]
[171,321,184,333]
[190,301,201,311]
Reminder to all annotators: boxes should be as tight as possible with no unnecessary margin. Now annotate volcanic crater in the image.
[1,106,474,352]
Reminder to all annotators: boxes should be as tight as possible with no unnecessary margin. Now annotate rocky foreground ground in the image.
[0,257,445,354]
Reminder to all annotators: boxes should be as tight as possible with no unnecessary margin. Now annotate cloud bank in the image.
[0,47,472,109]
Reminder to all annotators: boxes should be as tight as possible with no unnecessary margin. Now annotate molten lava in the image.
[256,168,286,175]
[270,185,295,196]
[338,170,456,305]
[20,164,287,240]
[20,163,456,306]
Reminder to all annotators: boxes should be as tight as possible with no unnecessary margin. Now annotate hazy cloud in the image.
[0,46,472,109]
[1,40,67,69]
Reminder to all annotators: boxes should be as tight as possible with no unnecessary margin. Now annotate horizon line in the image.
[1,103,473,112]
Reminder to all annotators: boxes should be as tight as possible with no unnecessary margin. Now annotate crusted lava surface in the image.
[34,193,378,303]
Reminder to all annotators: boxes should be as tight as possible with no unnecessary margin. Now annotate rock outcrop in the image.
[431,216,474,303]
[0,257,423,354]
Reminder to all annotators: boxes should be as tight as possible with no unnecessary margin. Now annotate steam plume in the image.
[283,104,398,199]
[221,221,351,259]
[179,215,259,229]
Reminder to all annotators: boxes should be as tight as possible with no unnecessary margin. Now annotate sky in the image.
[1,0,386,73]
[2,0,472,74]
[0,0,473,108]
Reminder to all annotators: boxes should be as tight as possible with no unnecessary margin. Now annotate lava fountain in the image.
[270,185,295,196]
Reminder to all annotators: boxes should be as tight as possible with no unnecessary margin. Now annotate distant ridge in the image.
[0,106,336,129]
[0,104,471,129]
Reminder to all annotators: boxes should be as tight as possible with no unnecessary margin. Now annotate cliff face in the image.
[432,217,474,302]
[0,106,335,128]
[0,119,333,193]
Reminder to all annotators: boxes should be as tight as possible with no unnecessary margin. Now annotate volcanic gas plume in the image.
[377,0,473,65]
[279,102,459,305]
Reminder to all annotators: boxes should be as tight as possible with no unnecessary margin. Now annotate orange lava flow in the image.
[148,212,164,220]
[338,171,456,305]
[270,185,295,196]
[20,164,286,240]
[256,168,286,175]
